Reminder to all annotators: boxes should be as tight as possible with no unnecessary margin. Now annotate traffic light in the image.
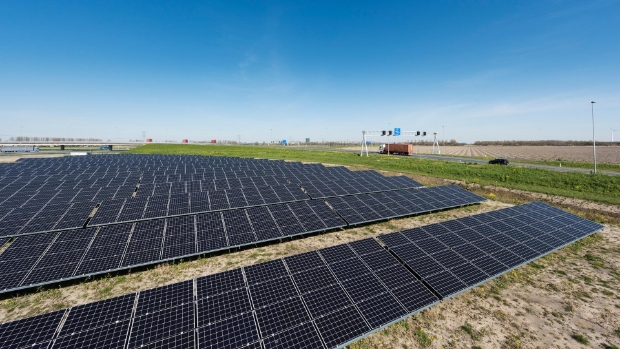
[416,131,420,136]
[423,132,427,136]
[388,131,393,136]
[381,131,386,136]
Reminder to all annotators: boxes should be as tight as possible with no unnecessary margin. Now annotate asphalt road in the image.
[290,147,619,176]
[408,154,620,176]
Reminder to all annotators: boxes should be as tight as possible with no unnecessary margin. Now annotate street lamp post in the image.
[591,101,597,174]
[442,126,445,145]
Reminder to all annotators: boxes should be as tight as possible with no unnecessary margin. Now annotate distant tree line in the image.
[7,136,103,142]
[473,140,619,146]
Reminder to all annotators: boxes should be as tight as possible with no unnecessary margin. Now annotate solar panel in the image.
[262,321,324,349]
[127,303,194,348]
[0,310,65,349]
[314,306,370,348]
[136,280,193,316]
[60,294,135,335]
[196,312,259,349]
[255,296,310,336]
[52,319,130,349]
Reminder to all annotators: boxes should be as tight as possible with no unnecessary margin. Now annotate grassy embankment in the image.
[129,144,620,206]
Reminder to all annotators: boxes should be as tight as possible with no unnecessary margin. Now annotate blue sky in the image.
[1,1,619,143]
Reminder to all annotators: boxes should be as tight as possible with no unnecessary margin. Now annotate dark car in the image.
[489,158,509,165]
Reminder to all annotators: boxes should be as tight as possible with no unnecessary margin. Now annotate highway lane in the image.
[408,154,620,176]
[313,147,620,176]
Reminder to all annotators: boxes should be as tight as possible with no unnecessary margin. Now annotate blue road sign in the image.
[282,139,287,144]
[394,128,401,136]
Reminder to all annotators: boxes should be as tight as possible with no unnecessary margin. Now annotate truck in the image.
[1,145,40,153]
[99,145,111,150]
[379,143,412,155]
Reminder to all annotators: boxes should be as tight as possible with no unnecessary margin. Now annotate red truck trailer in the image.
[379,143,413,155]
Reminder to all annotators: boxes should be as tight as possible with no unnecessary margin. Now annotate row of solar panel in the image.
[0,202,604,349]
[0,238,440,349]
[0,200,347,293]
[0,157,345,178]
[378,201,603,298]
[301,176,422,199]
[284,168,380,183]
[89,183,311,226]
[0,167,388,199]
[0,174,421,237]
[329,185,483,225]
[0,170,413,207]
[0,185,137,209]
[0,184,473,240]
[135,175,285,196]
[0,158,331,188]
[0,186,484,293]
[0,202,96,238]
[0,184,311,237]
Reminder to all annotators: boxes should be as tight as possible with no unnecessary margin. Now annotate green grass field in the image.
[129,144,620,206]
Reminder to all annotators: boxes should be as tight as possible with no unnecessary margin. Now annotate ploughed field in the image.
[415,145,620,164]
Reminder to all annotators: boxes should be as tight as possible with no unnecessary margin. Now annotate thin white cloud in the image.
[444,69,515,88]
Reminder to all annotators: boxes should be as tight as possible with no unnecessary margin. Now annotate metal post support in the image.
[360,131,366,157]
[591,102,597,174]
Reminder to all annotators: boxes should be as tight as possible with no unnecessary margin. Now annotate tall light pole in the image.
[442,126,445,145]
[591,101,597,174]
[388,123,391,156]
[611,127,617,142]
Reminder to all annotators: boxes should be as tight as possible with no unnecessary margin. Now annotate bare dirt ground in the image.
[415,145,620,165]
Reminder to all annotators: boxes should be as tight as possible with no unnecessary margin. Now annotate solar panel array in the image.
[0,200,347,292]
[0,185,483,294]
[0,155,425,237]
[0,202,603,349]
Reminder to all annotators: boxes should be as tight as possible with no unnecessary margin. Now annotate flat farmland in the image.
[415,145,620,164]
